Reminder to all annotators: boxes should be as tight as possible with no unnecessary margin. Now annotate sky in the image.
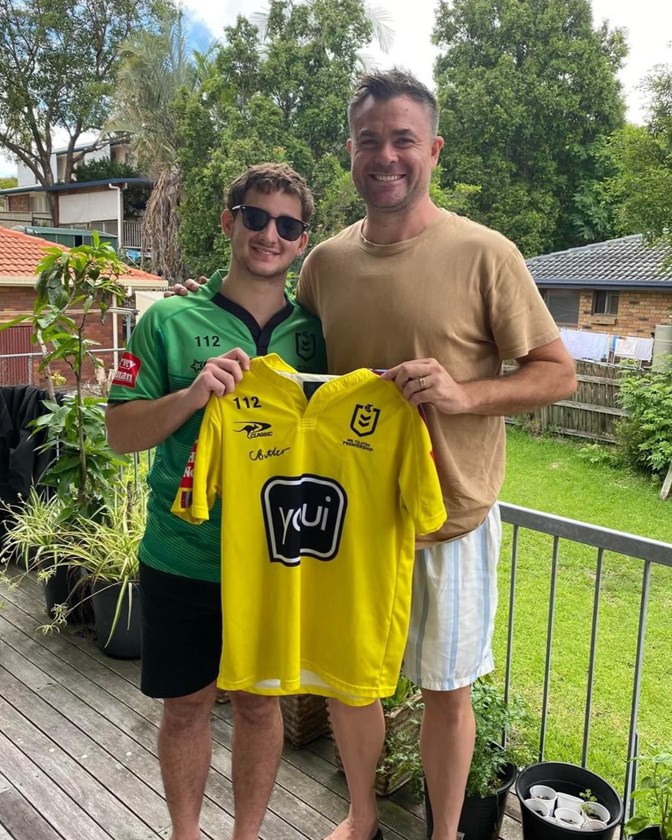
[1,0,670,179]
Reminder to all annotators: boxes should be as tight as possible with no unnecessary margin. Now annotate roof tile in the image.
[0,225,166,286]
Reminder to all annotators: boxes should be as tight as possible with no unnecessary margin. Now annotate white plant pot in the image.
[581,801,611,823]
[555,807,585,828]
[556,791,584,813]
[529,784,557,814]
[526,798,552,818]
[582,819,608,831]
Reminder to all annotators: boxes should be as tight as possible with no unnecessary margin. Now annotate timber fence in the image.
[507,360,639,443]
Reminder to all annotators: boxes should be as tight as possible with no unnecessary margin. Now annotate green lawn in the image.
[492,428,672,793]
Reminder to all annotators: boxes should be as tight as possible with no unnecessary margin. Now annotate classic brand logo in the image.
[111,352,142,388]
[295,331,316,361]
[234,421,273,439]
[261,474,347,566]
[349,403,381,438]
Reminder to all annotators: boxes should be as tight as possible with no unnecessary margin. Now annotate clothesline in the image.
[559,328,653,364]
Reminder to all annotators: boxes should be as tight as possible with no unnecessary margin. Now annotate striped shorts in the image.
[403,505,501,691]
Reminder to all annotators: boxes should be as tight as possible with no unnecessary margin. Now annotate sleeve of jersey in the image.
[400,408,447,536]
[108,306,170,401]
[170,397,223,525]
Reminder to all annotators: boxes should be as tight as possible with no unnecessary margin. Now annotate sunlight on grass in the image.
[494,429,672,792]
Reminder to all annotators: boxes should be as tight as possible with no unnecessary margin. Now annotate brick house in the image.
[526,234,672,338]
[0,226,166,387]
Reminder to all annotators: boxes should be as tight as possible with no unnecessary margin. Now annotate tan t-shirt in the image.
[297,210,560,542]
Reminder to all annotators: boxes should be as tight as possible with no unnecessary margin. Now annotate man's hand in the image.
[381,358,470,413]
[163,275,208,298]
[187,347,251,410]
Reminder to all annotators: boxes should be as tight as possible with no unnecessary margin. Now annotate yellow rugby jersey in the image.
[172,354,446,704]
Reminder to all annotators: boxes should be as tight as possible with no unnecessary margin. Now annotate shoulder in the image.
[303,221,363,267]
[435,211,521,261]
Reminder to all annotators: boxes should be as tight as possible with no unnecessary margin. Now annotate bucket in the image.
[516,762,623,840]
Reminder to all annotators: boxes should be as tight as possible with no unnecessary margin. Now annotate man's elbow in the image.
[105,407,134,454]
[555,362,578,401]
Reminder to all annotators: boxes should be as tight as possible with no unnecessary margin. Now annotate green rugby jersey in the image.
[108,272,327,581]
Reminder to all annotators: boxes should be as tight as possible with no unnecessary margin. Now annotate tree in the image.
[177,0,388,277]
[0,0,164,225]
[0,176,17,188]
[432,0,626,256]
[107,5,196,280]
[606,64,672,253]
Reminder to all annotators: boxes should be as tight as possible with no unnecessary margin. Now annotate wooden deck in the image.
[0,569,523,840]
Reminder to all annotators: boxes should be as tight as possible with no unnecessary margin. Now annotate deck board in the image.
[0,568,522,840]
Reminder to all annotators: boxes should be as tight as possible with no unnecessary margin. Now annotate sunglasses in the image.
[231,205,308,242]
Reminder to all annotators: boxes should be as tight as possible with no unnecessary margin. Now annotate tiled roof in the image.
[0,226,166,288]
[526,234,672,288]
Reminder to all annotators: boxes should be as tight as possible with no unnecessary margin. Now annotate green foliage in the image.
[617,369,672,476]
[176,0,380,276]
[381,674,418,711]
[432,0,626,255]
[0,0,165,224]
[7,235,130,519]
[74,158,139,182]
[625,749,672,839]
[577,442,623,468]
[378,676,531,801]
[606,65,672,258]
[0,176,17,188]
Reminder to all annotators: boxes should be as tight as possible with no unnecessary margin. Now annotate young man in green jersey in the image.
[106,163,326,840]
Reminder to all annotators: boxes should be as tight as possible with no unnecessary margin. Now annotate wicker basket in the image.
[280,694,330,747]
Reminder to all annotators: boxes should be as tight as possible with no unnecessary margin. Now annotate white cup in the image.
[525,797,552,818]
[581,802,610,823]
[556,792,585,813]
[555,807,585,828]
[529,784,557,814]
[582,819,608,831]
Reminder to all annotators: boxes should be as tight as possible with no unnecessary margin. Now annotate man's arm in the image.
[381,338,577,416]
[106,349,251,453]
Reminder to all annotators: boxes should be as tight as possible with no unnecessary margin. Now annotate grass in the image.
[493,428,672,797]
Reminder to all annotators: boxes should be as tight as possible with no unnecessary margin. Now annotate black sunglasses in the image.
[231,205,308,242]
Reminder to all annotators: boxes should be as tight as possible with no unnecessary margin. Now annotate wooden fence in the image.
[507,360,638,443]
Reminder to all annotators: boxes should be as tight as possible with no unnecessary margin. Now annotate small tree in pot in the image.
[625,748,672,840]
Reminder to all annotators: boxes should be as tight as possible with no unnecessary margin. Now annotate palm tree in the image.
[107,6,196,281]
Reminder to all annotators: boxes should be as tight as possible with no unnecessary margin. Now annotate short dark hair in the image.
[348,68,439,137]
[226,163,314,222]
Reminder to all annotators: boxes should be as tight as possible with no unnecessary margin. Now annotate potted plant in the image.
[424,676,531,840]
[516,760,623,840]
[624,748,672,840]
[0,235,130,615]
[40,482,146,659]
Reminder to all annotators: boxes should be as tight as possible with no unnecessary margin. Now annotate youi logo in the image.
[261,474,347,566]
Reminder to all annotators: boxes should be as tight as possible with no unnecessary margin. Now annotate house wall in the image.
[0,286,126,389]
[7,193,30,212]
[576,289,672,337]
[59,188,117,227]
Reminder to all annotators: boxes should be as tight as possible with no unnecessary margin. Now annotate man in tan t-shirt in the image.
[296,70,576,840]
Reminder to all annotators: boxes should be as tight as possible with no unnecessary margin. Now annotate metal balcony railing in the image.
[498,502,672,832]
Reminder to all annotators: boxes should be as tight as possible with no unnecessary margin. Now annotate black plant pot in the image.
[516,761,623,840]
[628,828,663,839]
[425,762,517,840]
[43,563,93,624]
[91,580,141,659]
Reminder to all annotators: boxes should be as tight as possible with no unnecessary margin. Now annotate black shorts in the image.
[139,562,222,698]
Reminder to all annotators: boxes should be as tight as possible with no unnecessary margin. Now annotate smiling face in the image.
[221,186,309,282]
[347,94,443,218]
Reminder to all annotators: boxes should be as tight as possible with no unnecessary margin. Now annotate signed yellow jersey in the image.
[172,354,446,704]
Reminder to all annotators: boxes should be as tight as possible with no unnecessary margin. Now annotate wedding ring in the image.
[418,376,426,391]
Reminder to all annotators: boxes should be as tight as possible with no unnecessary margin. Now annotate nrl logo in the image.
[349,403,381,438]
[295,331,316,361]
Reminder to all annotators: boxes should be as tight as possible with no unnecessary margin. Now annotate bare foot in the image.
[322,817,381,840]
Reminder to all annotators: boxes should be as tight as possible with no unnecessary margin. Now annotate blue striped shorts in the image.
[403,505,501,691]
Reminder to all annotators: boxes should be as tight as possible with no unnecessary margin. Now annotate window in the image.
[541,289,580,326]
[592,290,619,316]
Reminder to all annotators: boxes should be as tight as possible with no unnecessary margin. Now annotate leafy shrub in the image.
[617,369,672,476]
